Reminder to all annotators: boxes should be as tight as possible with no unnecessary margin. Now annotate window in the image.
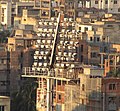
[79,27,81,30]
[94,37,96,42]
[2,17,4,22]
[81,45,83,52]
[41,1,49,8]
[90,37,93,41]
[106,62,109,67]
[12,8,15,12]
[105,0,108,4]
[91,52,97,58]
[81,55,83,62]
[81,99,84,104]
[53,93,56,98]
[107,25,113,27]
[118,8,120,12]
[0,81,10,86]
[1,59,4,64]
[114,0,117,4]
[58,94,61,100]
[1,8,5,14]
[82,84,85,91]
[95,1,98,4]
[97,37,100,42]
[0,106,4,111]
[85,27,88,31]
[109,83,116,90]
[57,80,61,85]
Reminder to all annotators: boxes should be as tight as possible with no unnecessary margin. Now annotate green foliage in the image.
[0,30,10,43]
[108,68,120,77]
[11,79,38,111]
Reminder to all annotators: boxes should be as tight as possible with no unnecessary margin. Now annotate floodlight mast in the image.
[47,13,61,111]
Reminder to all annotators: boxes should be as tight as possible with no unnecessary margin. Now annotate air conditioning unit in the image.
[35,50,39,54]
[40,51,44,55]
[39,22,43,25]
[49,22,53,25]
[47,40,51,44]
[44,22,48,25]
[64,18,68,22]
[40,45,44,48]
[44,63,47,67]
[34,55,37,59]
[37,67,40,71]
[39,56,42,59]
[39,63,42,66]
[34,62,37,66]
[37,40,41,43]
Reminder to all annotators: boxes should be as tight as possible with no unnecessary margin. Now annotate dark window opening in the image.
[97,37,100,42]
[114,0,117,4]
[57,80,61,85]
[79,27,81,30]
[58,94,61,100]
[0,105,4,111]
[109,83,116,90]
[106,62,109,67]
[118,8,120,12]
[94,37,96,42]
[81,45,83,52]
[95,1,98,4]
[90,37,92,41]
[81,55,83,62]
[85,27,88,31]
[91,52,97,58]
[105,0,108,4]
[82,84,85,91]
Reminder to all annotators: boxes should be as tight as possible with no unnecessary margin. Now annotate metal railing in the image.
[22,67,78,79]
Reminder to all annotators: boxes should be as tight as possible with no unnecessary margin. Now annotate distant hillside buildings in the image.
[0,0,120,111]
[1,0,120,27]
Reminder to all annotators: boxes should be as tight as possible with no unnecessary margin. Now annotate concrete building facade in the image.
[0,96,10,111]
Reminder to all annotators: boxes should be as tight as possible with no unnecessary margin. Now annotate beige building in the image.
[0,1,12,26]
[0,96,10,111]
[0,1,35,26]
[78,0,120,14]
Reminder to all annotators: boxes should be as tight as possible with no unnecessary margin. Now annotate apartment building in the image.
[0,48,35,96]
[0,1,35,26]
[79,0,120,14]
[79,73,103,111]
[0,51,10,96]
[14,9,38,27]
[102,78,120,111]
[79,67,120,111]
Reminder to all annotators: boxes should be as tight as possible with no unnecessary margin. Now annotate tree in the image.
[0,30,10,43]
[108,68,120,77]
[11,79,38,111]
